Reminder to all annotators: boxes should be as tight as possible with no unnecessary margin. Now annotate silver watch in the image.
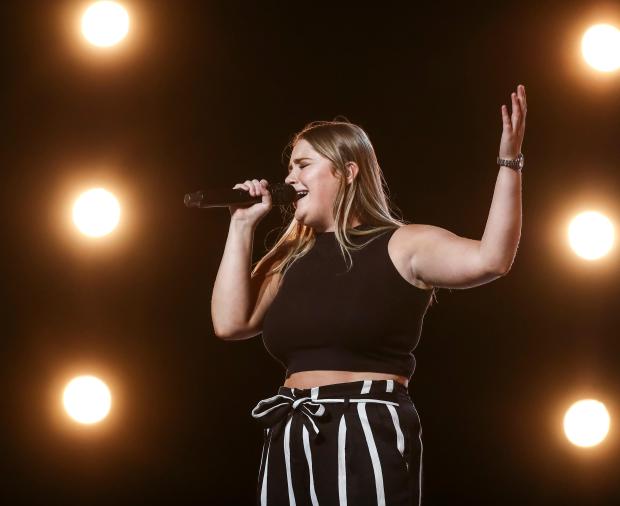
[497,152,524,171]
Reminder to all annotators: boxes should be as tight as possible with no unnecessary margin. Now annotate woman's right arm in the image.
[211,179,278,340]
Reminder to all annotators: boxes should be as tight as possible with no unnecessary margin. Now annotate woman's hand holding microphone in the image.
[229,178,273,227]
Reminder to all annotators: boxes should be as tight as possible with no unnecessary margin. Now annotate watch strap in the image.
[497,152,524,170]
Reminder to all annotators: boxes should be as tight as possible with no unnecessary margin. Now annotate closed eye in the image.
[287,165,307,173]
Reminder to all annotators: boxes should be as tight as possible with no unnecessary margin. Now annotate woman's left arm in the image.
[402,85,527,290]
[479,84,527,272]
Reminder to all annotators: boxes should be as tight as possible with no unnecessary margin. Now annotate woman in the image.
[211,84,527,506]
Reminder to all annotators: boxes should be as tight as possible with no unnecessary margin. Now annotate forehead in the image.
[288,139,320,170]
[291,138,316,157]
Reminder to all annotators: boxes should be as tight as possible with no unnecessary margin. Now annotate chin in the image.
[295,215,314,229]
[294,208,308,222]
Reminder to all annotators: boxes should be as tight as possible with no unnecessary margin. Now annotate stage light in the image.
[81,1,130,48]
[563,399,610,447]
[567,211,615,260]
[581,24,620,72]
[72,188,121,238]
[63,375,112,424]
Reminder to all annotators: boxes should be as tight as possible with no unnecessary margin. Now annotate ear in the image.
[345,162,359,185]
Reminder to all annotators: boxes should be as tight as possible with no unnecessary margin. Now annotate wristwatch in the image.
[497,152,524,171]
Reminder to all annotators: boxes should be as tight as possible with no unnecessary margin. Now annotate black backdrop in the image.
[2,1,620,504]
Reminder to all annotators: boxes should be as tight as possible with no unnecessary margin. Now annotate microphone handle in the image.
[184,188,261,208]
[184,182,297,208]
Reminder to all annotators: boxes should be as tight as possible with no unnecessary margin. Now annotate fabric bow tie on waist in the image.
[251,394,331,442]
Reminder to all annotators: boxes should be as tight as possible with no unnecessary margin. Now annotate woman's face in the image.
[285,139,345,233]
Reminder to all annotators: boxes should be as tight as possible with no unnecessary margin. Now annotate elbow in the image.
[480,249,513,277]
[213,324,240,341]
[484,253,515,276]
[211,308,240,340]
[484,259,511,277]
[212,323,257,341]
[214,331,230,341]
[494,262,512,276]
[212,325,229,340]
[212,320,236,340]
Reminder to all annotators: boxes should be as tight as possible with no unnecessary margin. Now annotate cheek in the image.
[320,184,341,203]
[311,178,339,197]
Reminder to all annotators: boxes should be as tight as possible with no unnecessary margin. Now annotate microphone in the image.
[184,182,299,208]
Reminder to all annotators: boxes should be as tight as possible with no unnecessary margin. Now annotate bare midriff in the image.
[283,370,409,389]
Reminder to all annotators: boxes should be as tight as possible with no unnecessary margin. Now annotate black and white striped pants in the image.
[251,379,423,506]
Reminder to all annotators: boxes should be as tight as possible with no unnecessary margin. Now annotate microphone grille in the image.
[184,190,204,208]
[269,183,297,206]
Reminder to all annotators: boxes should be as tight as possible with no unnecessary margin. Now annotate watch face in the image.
[519,154,524,168]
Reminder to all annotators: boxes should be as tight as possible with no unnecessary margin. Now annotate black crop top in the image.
[261,224,433,380]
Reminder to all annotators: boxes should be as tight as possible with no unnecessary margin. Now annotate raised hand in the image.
[499,84,527,160]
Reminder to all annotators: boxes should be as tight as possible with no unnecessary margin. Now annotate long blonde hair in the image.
[252,119,436,303]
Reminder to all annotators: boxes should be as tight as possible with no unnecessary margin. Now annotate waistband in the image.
[279,378,408,399]
[251,379,409,442]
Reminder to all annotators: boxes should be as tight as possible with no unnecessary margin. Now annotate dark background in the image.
[3,0,620,504]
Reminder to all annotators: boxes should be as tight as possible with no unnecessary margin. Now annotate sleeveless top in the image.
[261,224,434,381]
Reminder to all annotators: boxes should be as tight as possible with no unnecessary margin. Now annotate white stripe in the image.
[292,397,314,409]
[301,410,320,436]
[255,397,399,412]
[419,438,423,506]
[386,404,406,470]
[361,380,372,394]
[260,428,271,506]
[252,395,296,419]
[302,425,320,506]
[258,429,267,483]
[284,416,297,505]
[337,414,348,506]
[415,408,424,506]
[357,402,385,506]
[297,398,399,407]
[386,379,394,392]
[311,386,319,400]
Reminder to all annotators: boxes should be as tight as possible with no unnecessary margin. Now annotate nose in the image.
[285,170,296,186]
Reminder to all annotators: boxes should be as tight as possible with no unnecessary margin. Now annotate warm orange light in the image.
[563,399,611,447]
[581,24,620,72]
[81,1,130,48]
[63,375,112,424]
[72,188,121,238]
[567,211,615,260]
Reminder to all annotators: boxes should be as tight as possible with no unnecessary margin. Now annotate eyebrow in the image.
[288,157,312,171]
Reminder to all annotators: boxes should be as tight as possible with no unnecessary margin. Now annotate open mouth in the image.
[295,191,309,203]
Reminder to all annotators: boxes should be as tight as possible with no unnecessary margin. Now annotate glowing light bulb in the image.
[72,188,121,238]
[581,24,620,72]
[63,375,112,424]
[81,1,130,48]
[567,211,615,260]
[563,399,610,447]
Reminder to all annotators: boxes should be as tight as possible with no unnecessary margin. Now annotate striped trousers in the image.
[251,379,423,506]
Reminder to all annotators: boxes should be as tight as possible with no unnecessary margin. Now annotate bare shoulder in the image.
[387,224,434,290]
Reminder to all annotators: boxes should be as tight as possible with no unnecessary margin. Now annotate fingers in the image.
[232,179,270,197]
[518,84,527,133]
[502,85,527,131]
[511,92,521,129]
[501,104,512,130]
[518,84,527,113]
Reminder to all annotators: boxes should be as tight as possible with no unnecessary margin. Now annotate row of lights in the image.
[67,3,615,450]
[62,2,128,425]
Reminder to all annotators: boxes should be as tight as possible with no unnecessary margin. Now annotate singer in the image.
[211,85,526,505]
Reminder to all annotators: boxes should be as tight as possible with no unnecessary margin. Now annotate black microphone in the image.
[184,182,299,208]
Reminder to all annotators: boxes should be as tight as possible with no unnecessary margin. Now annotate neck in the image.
[319,217,363,234]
